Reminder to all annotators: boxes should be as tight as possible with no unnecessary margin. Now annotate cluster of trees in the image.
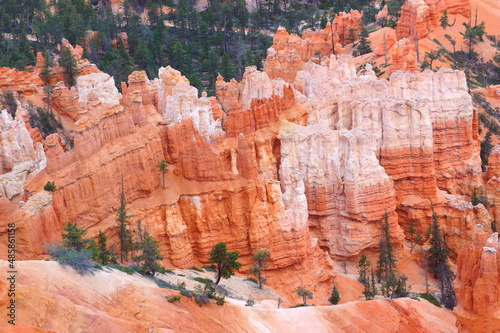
[356,211,456,309]
[47,179,164,276]
[0,0,400,96]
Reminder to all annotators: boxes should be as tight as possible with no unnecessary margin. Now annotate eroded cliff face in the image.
[454,225,500,333]
[396,0,470,40]
[0,33,489,304]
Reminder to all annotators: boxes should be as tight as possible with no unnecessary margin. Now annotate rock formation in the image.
[454,225,500,332]
[396,0,470,41]
[486,145,500,228]
[0,33,490,306]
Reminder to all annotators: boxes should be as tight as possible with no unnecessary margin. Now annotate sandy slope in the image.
[0,261,457,333]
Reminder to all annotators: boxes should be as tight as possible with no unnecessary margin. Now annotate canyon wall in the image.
[0,33,489,302]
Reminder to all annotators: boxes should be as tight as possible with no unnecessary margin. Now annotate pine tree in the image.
[328,284,340,305]
[354,25,372,56]
[358,255,375,300]
[427,211,456,309]
[377,211,397,297]
[294,286,313,306]
[249,249,270,289]
[209,242,242,285]
[115,179,134,263]
[90,231,115,265]
[133,228,164,276]
[58,47,79,88]
[440,10,449,29]
[62,222,90,252]
[219,53,235,81]
[156,159,169,189]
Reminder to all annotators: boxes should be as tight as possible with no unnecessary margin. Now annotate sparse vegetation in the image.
[294,287,313,306]
[167,295,182,303]
[328,284,340,305]
[44,181,57,192]
[208,242,242,285]
[419,293,441,307]
[0,90,17,118]
[249,249,270,289]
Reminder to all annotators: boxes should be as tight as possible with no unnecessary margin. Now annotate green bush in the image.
[109,264,138,275]
[193,277,213,285]
[216,296,225,305]
[202,265,215,272]
[93,263,103,269]
[420,293,441,307]
[44,181,57,192]
[245,298,255,307]
[246,277,258,284]
[188,266,204,272]
[167,295,182,303]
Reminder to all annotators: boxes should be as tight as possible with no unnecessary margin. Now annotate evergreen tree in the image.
[62,222,90,252]
[58,47,79,88]
[480,131,493,169]
[133,228,164,276]
[377,211,397,297]
[427,211,456,309]
[354,25,372,56]
[208,242,242,285]
[115,179,134,263]
[219,53,235,81]
[156,159,169,189]
[90,231,115,265]
[0,90,17,118]
[358,254,375,300]
[440,10,449,29]
[249,249,270,289]
[294,286,313,306]
[328,284,340,305]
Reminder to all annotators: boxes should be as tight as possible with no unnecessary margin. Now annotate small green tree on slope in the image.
[209,242,242,285]
[249,249,270,289]
[116,179,134,263]
[427,211,456,309]
[134,227,164,276]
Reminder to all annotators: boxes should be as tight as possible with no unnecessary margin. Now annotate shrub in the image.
[245,298,255,307]
[194,293,210,307]
[188,266,204,272]
[420,293,441,307]
[167,295,182,303]
[109,264,137,275]
[216,296,225,305]
[93,263,103,270]
[44,181,57,192]
[291,304,308,308]
[202,265,215,272]
[246,277,258,284]
[193,277,213,285]
[45,243,94,274]
[177,281,187,289]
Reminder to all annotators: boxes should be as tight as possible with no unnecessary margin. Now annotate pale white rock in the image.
[240,67,287,111]
[76,72,121,106]
[0,109,37,174]
[157,66,222,142]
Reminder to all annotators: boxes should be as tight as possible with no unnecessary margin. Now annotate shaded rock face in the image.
[0,35,487,301]
[454,225,500,333]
